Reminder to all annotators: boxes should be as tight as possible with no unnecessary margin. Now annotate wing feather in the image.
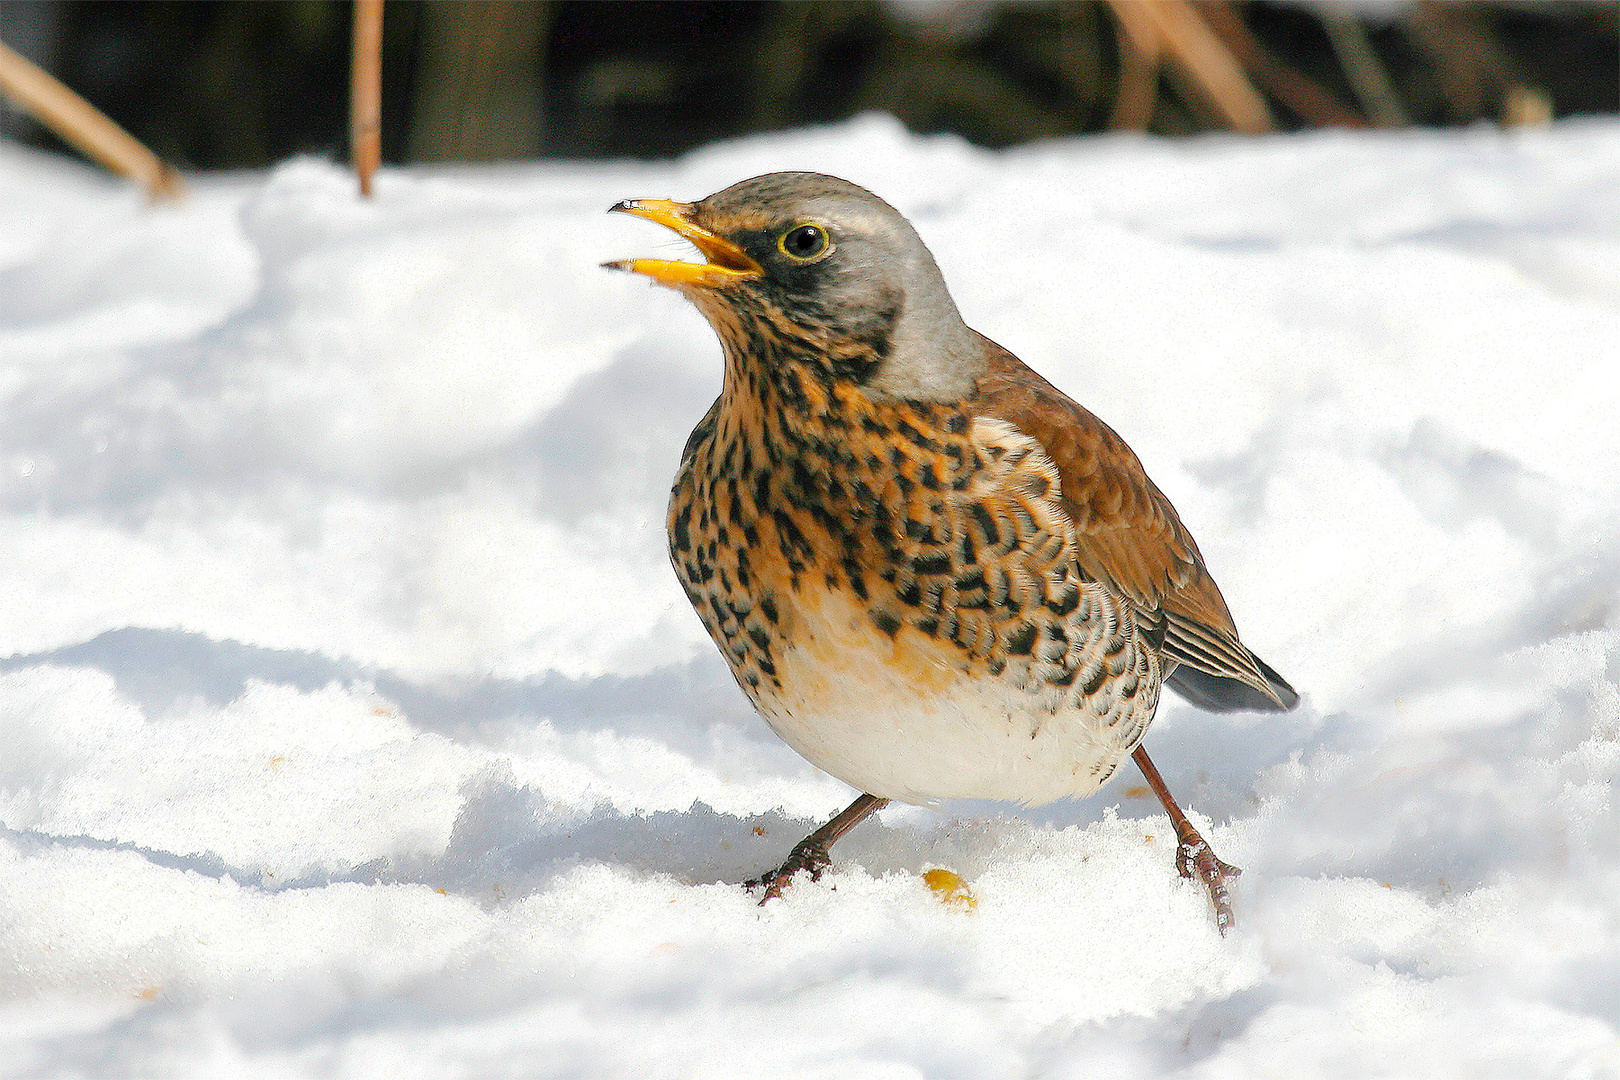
[968,333,1285,705]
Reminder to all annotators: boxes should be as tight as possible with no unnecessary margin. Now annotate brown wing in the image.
[969,333,1280,702]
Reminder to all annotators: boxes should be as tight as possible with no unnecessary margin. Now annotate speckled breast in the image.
[667,383,1162,805]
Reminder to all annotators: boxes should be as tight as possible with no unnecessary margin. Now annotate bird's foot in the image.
[1174,836,1241,935]
[746,837,833,904]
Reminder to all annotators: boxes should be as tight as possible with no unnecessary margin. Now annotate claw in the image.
[1176,837,1242,935]
[746,838,833,904]
[744,793,887,905]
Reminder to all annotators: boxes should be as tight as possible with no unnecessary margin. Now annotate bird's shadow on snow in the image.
[409,777,872,903]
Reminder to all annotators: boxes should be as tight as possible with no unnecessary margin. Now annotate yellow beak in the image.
[603,199,763,288]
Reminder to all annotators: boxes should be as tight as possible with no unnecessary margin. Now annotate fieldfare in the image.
[606,172,1297,933]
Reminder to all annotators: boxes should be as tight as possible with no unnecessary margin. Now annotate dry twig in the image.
[0,38,184,201]
[1318,4,1409,126]
[351,0,384,198]
[1105,0,1273,134]
[1202,2,1369,127]
[1107,0,1163,129]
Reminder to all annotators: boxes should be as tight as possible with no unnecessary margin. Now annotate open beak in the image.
[603,199,762,288]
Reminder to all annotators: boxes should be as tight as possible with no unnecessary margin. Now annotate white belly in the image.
[755,587,1156,806]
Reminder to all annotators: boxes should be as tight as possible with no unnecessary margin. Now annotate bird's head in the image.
[606,172,984,402]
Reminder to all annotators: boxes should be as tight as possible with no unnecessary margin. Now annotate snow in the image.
[1,113,1617,1077]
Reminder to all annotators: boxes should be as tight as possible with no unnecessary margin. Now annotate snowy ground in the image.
[1,114,1617,1078]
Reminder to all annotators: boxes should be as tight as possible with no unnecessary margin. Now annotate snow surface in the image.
[2,113,1618,1077]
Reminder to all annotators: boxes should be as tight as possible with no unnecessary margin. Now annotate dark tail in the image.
[1165,653,1299,713]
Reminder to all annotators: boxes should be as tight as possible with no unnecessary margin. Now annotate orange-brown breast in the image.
[667,359,1165,803]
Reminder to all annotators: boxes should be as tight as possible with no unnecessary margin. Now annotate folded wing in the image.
[969,334,1295,712]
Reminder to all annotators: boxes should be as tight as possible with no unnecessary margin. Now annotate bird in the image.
[604,171,1297,933]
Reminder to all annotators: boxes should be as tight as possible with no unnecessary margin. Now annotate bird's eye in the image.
[778,223,830,261]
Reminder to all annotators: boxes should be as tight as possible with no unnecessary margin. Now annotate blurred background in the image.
[0,0,1616,170]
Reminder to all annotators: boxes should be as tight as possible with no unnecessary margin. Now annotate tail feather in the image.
[1165,652,1298,713]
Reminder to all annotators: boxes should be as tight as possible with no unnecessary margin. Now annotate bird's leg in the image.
[748,793,889,904]
[1132,745,1241,935]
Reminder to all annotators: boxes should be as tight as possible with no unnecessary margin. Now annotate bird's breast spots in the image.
[669,504,693,555]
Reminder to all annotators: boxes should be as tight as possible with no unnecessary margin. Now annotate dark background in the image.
[1,0,1616,169]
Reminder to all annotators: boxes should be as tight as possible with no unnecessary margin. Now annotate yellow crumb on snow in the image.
[923,868,977,910]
